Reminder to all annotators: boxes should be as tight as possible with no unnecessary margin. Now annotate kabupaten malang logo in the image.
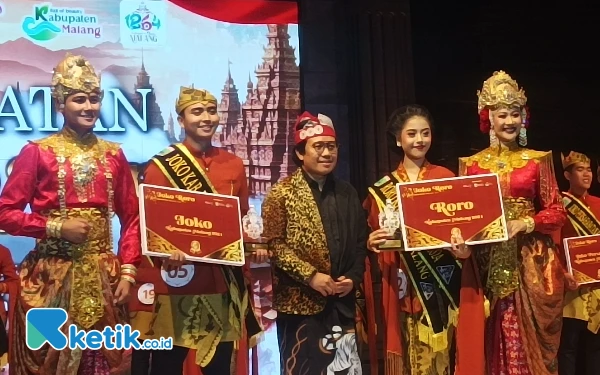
[22,4,102,42]
[21,5,61,41]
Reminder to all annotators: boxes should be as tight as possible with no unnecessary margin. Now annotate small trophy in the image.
[242,205,268,254]
[377,199,403,250]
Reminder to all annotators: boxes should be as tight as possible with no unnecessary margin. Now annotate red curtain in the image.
[168,0,298,24]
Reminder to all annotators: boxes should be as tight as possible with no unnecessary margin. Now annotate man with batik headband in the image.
[0,53,141,375]
[557,151,600,375]
[139,86,261,375]
[262,111,367,375]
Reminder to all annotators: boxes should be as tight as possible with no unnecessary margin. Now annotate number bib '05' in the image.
[161,264,195,287]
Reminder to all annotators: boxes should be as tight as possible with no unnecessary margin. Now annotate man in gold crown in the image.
[0,53,141,374]
[555,151,600,375]
[455,71,566,375]
[134,86,261,375]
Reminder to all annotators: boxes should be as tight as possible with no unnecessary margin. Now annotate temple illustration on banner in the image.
[163,24,301,197]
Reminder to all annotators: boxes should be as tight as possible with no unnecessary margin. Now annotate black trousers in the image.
[131,341,234,375]
[559,317,600,375]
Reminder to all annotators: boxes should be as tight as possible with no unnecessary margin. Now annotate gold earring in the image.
[518,127,527,147]
[489,129,498,146]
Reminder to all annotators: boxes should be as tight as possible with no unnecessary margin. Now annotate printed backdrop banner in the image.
[0,0,297,373]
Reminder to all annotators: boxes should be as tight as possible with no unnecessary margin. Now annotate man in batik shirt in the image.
[262,111,367,375]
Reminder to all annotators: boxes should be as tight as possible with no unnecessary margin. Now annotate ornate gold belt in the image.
[487,197,535,298]
[37,207,112,329]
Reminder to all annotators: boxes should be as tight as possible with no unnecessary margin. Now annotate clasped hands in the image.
[309,273,353,297]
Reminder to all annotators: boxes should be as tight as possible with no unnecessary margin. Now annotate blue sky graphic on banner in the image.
[0,0,299,372]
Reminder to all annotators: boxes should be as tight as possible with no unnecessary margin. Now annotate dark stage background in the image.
[297,0,599,372]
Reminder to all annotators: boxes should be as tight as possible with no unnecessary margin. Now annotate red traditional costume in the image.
[456,71,566,375]
[0,54,141,375]
[555,152,600,375]
[363,161,460,375]
[130,87,260,375]
[0,245,18,368]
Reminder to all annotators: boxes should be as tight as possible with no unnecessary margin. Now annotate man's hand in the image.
[367,229,392,253]
[335,276,354,297]
[163,250,186,271]
[61,218,91,244]
[252,248,270,264]
[308,272,336,296]
[565,273,579,290]
[113,279,132,305]
[507,220,528,239]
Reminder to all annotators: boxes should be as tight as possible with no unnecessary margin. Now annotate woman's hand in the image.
[507,220,528,239]
[564,273,579,291]
[367,229,392,253]
[449,234,471,259]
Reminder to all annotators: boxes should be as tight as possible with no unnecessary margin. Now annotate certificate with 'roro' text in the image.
[396,174,508,251]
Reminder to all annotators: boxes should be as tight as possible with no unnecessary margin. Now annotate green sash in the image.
[562,192,600,236]
[369,172,461,341]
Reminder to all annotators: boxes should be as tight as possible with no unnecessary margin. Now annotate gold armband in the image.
[522,216,535,234]
[45,218,63,238]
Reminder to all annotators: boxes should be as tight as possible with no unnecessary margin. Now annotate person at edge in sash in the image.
[0,53,141,375]
[455,71,566,375]
[262,111,368,375]
[136,86,262,375]
[362,104,468,375]
[555,151,600,375]
[0,244,18,369]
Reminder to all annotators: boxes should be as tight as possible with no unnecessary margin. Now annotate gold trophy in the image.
[242,205,268,254]
[377,198,403,250]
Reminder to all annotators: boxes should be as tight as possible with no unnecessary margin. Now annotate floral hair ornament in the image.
[477,71,529,146]
[294,111,336,145]
[51,53,103,105]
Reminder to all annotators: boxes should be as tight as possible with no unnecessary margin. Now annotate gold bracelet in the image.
[46,218,61,238]
[121,271,137,279]
[54,220,64,238]
[523,216,535,234]
[45,218,55,237]
[120,274,136,285]
[120,264,138,276]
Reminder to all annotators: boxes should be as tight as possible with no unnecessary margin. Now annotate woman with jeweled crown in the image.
[0,53,141,375]
[454,71,566,375]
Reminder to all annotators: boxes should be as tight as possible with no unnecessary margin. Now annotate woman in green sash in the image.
[363,105,467,375]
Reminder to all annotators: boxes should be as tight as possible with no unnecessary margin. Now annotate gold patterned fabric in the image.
[262,169,331,315]
[51,53,103,104]
[561,151,590,169]
[14,207,125,374]
[175,86,217,114]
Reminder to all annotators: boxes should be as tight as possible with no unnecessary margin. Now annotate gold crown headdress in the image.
[175,86,217,114]
[561,151,591,169]
[477,71,527,113]
[51,53,102,104]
